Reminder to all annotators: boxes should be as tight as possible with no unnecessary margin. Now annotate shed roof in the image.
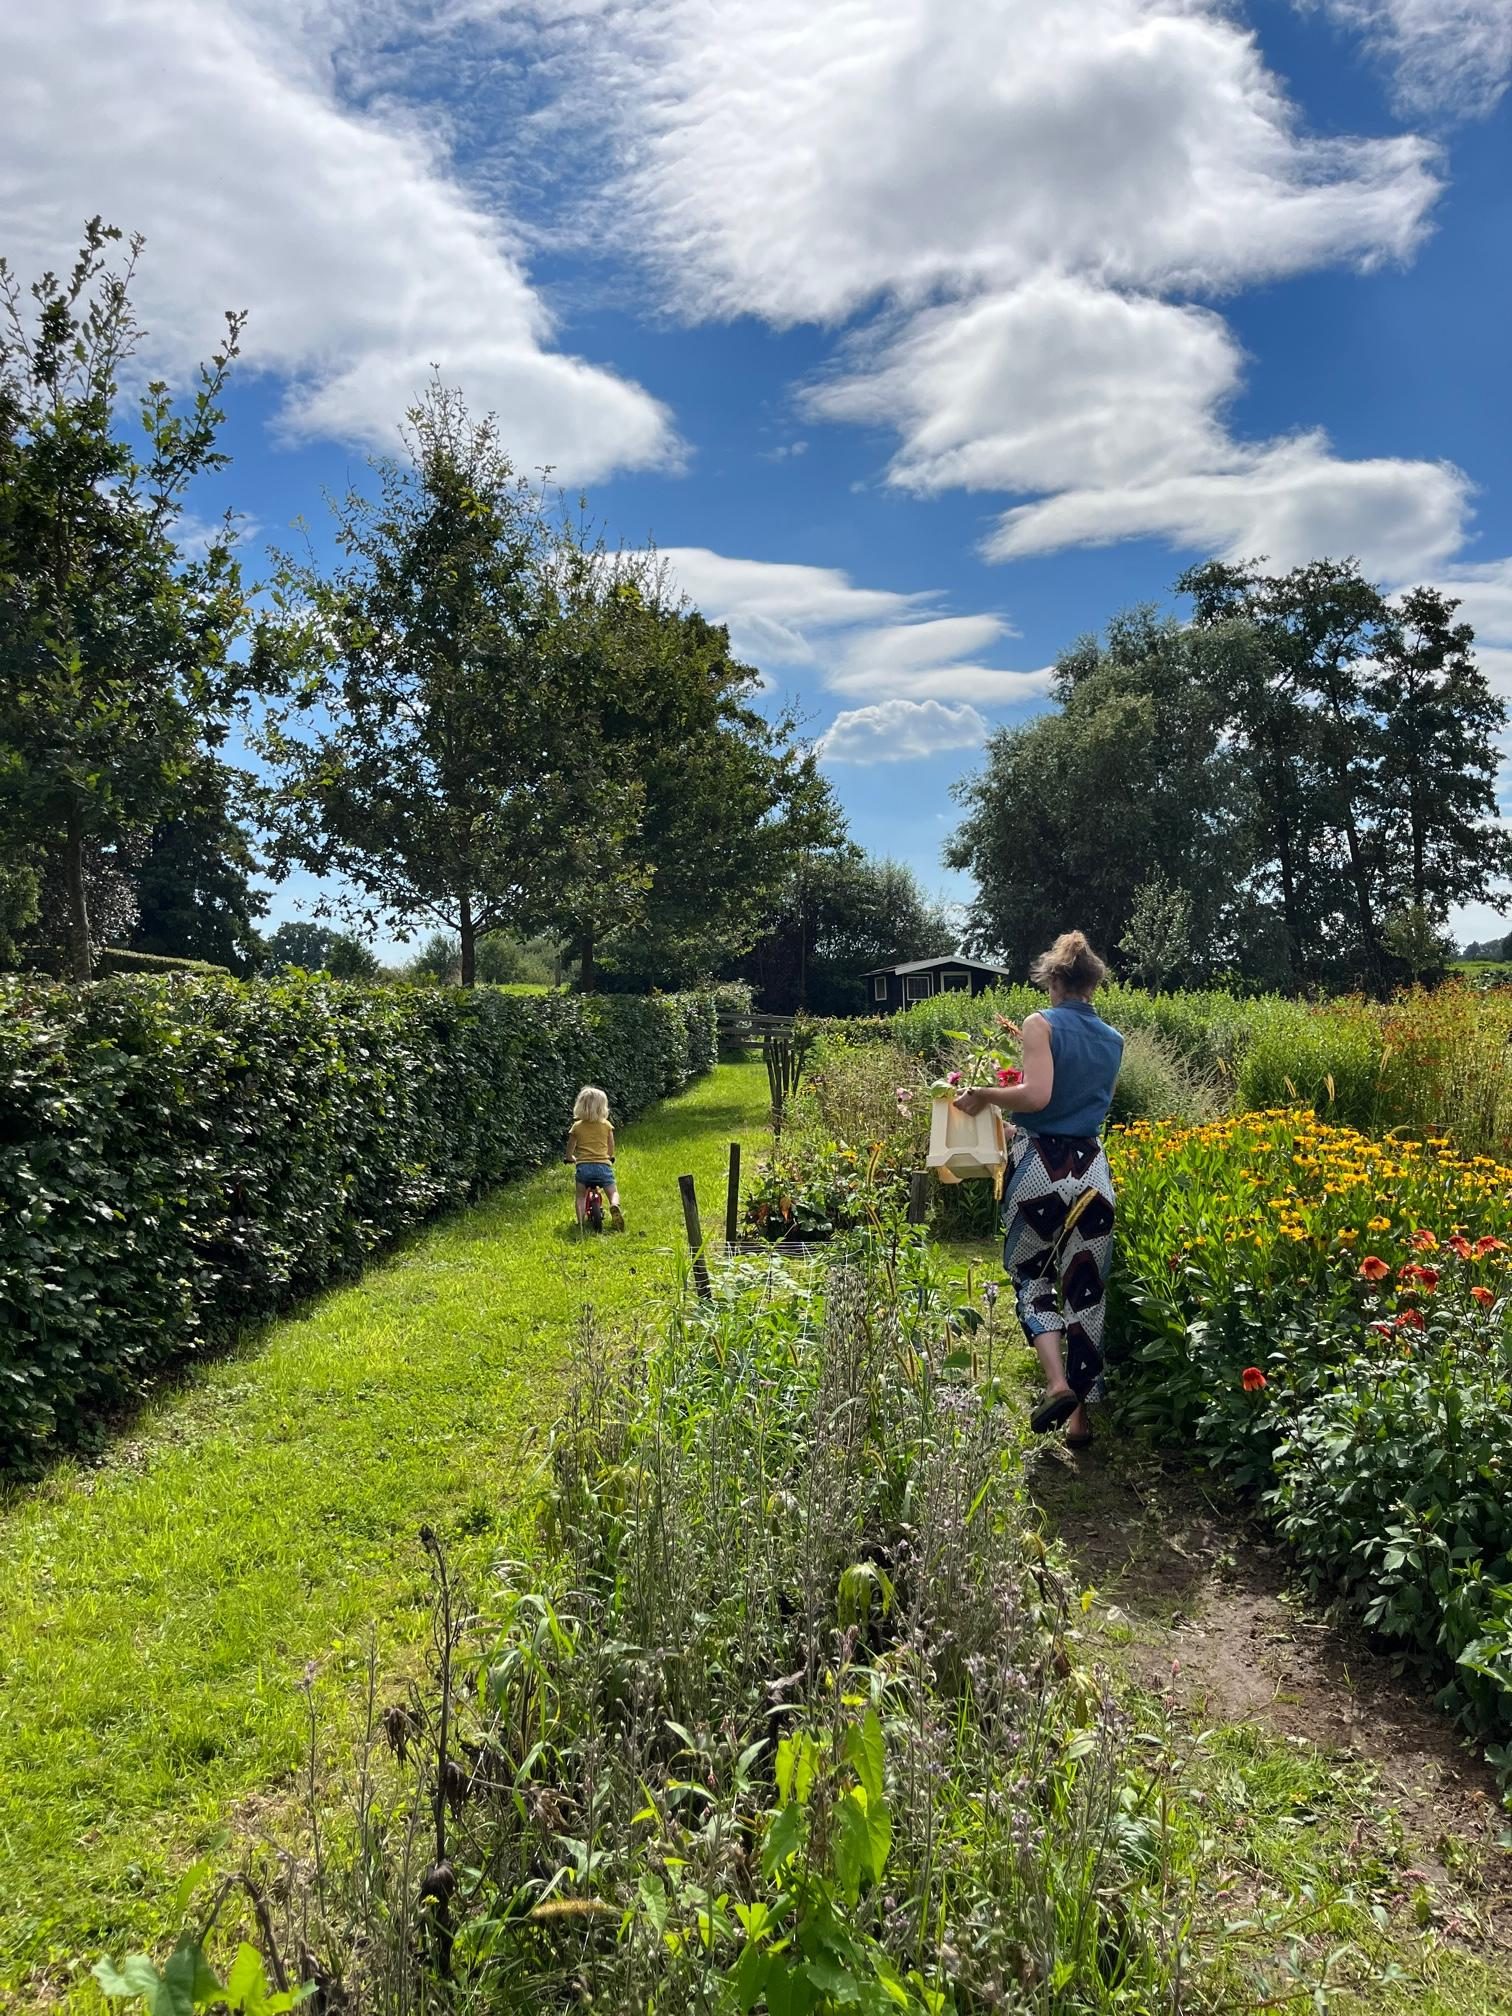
[862,954,1009,978]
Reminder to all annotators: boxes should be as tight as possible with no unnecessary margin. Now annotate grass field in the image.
[0,1059,769,2002]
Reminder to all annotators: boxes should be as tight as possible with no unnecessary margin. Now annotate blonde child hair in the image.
[573,1085,610,1124]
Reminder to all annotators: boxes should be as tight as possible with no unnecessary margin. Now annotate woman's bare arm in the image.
[953,1013,1054,1116]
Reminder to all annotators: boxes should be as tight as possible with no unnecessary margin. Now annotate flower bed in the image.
[1109,1109,1512,1777]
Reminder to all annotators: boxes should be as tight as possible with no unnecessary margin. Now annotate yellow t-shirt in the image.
[568,1118,615,1164]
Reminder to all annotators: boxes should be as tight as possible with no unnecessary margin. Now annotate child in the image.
[565,1085,624,1230]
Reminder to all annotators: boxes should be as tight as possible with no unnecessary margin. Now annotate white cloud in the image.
[811,276,1474,578]
[1436,558,1512,698]
[1308,1,1512,117]
[591,0,1439,324]
[810,279,1242,496]
[0,0,676,479]
[986,432,1473,578]
[536,0,1463,578]
[821,699,989,764]
[655,548,1049,706]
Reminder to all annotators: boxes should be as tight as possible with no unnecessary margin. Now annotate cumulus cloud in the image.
[1308,1,1512,118]
[655,549,1050,709]
[986,432,1473,579]
[0,0,676,478]
[821,699,989,764]
[531,0,1464,578]
[810,280,1243,496]
[591,0,1439,324]
[1437,557,1512,697]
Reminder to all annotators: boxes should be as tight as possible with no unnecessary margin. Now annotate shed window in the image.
[939,971,969,991]
[872,976,889,1002]
[904,974,933,1000]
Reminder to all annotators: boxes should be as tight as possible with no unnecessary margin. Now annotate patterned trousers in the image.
[1001,1132,1117,1400]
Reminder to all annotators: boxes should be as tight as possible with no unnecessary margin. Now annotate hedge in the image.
[0,975,716,1468]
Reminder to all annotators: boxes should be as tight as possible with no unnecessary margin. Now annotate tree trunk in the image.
[1267,738,1305,988]
[1339,805,1385,994]
[579,930,596,993]
[64,807,92,983]
[459,892,476,988]
[1410,772,1426,913]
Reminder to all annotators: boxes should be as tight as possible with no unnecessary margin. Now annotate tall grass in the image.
[875,983,1512,1158]
[106,1234,1336,2012]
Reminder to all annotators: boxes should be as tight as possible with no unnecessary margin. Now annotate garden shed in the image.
[863,954,1010,1014]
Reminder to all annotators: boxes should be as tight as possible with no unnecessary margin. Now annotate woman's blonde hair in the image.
[573,1085,610,1123]
[1029,930,1107,996]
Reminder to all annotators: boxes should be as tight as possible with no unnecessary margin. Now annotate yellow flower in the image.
[1367,1216,1391,1233]
[1337,1228,1358,1245]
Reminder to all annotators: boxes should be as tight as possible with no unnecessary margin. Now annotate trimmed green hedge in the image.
[0,975,715,1468]
[95,948,231,978]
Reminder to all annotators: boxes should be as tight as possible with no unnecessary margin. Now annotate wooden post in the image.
[725,1141,741,1247]
[678,1173,713,1300]
[907,1171,930,1226]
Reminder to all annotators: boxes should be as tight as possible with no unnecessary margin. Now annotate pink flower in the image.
[947,1070,962,1087]
[996,1067,1024,1086]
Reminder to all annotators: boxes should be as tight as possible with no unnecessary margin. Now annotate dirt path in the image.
[1030,1426,1512,1994]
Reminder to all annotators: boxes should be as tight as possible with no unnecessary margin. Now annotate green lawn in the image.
[0,1059,769,2001]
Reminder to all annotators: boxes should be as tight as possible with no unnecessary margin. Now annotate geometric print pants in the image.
[1000,1131,1117,1401]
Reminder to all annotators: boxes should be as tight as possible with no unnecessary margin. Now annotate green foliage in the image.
[1108,1107,1512,1777]
[0,974,714,1467]
[0,221,249,980]
[947,569,1510,995]
[1118,872,1193,989]
[740,848,956,1014]
[199,1239,1251,2010]
[95,948,229,977]
[947,608,1250,982]
[1106,1026,1217,1126]
[127,760,267,977]
[262,920,380,979]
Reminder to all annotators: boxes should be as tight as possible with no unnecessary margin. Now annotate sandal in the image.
[1030,1390,1079,1436]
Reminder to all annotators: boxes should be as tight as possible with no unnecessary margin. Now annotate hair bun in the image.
[1029,930,1106,993]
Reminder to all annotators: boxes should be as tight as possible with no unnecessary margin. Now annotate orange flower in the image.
[1398,1263,1439,1291]
[1241,1367,1267,1393]
[1359,1255,1390,1282]
[1395,1307,1425,1332]
[1472,1285,1495,1309]
[1447,1235,1474,1260]
[1410,1228,1439,1252]
[1474,1236,1505,1257]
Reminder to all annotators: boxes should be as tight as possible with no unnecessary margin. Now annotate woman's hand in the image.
[953,1089,991,1116]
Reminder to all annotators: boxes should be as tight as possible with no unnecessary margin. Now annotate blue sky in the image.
[5,0,1511,953]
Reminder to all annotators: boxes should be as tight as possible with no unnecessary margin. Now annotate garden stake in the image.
[678,1173,713,1299]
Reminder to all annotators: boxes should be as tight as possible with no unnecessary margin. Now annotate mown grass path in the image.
[0,1060,769,2000]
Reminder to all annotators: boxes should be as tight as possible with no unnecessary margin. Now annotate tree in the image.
[0,221,247,978]
[1119,874,1193,990]
[948,609,1252,978]
[1382,905,1453,986]
[129,759,266,975]
[263,921,379,978]
[256,382,579,986]
[1372,587,1511,925]
[1179,560,1510,992]
[524,549,841,990]
[741,849,956,1013]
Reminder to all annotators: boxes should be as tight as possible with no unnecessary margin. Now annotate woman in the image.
[953,930,1123,1446]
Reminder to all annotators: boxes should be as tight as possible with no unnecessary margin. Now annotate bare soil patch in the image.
[1030,1430,1512,1950]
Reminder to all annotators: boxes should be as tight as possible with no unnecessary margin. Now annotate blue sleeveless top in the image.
[1018,999,1123,1140]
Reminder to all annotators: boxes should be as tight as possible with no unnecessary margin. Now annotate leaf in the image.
[833,1791,870,1905]
[843,1710,886,1808]
[761,1799,803,1877]
[223,1945,269,2012]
